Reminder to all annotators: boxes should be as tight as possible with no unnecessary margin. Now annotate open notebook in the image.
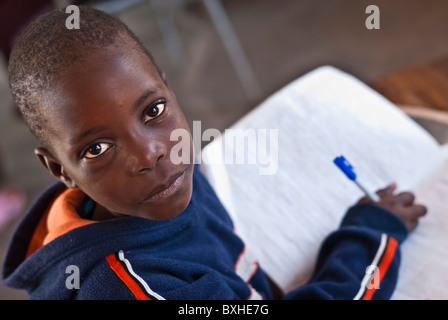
[199,66,448,299]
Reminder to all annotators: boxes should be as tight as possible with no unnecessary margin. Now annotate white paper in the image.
[391,145,448,299]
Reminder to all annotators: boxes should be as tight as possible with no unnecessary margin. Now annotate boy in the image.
[2,6,426,299]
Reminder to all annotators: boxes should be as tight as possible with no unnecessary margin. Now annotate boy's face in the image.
[37,41,194,220]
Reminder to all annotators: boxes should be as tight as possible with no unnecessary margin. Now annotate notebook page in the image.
[200,66,445,294]
[391,145,448,299]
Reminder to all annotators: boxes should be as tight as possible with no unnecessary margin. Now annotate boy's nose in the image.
[125,138,167,176]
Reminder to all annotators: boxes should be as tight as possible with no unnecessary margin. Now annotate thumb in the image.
[376,182,397,198]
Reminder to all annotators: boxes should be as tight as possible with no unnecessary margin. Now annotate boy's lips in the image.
[139,168,187,204]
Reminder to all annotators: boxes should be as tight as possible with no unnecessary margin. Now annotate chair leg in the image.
[148,0,185,66]
[202,0,262,101]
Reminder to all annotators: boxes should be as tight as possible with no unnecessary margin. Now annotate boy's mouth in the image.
[139,168,188,205]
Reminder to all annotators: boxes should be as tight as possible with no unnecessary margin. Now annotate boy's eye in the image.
[144,102,166,122]
[84,143,112,159]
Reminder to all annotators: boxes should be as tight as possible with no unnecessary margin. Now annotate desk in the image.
[371,55,448,112]
[371,55,448,144]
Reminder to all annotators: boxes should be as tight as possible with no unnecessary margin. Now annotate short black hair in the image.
[8,5,160,148]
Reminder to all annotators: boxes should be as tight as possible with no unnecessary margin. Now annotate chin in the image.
[141,167,194,220]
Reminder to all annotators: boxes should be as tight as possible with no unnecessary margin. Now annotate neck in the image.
[90,204,124,221]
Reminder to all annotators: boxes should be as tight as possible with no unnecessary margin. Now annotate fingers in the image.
[365,182,428,233]
[410,204,427,218]
[395,192,415,206]
[405,204,428,232]
[377,185,418,207]
[358,182,398,204]
[376,182,397,199]
[392,192,426,213]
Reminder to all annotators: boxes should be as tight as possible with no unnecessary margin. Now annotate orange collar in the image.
[26,188,96,258]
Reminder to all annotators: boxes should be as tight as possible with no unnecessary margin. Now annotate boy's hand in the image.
[357,182,427,232]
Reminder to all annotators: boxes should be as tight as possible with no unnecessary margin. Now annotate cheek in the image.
[75,172,127,208]
[165,109,194,158]
[61,156,132,211]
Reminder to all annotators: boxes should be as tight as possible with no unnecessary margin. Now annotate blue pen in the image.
[333,155,380,202]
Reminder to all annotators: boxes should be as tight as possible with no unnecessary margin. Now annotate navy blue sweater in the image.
[2,166,408,299]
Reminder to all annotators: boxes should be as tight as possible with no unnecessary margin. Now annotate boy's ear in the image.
[34,147,78,189]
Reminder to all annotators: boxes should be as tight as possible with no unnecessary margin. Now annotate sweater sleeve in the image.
[283,204,408,300]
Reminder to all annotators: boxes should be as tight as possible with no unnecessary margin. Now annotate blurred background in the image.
[1,0,448,299]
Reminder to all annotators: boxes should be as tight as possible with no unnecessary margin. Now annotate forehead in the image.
[60,43,162,105]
